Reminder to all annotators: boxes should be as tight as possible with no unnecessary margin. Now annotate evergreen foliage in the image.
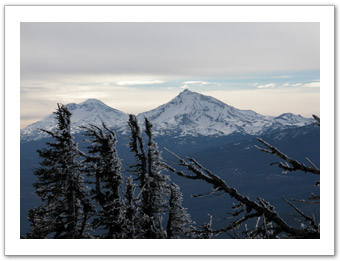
[26,104,89,239]
[166,183,194,239]
[81,123,124,238]
[122,176,140,238]
[127,115,169,238]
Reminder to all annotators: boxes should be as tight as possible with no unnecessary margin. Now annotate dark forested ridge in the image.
[21,105,320,239]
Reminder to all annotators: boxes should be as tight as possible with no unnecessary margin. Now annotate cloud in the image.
[257,83,277,89]
[272,75,292,79]
[257,81,320,89]
[302,82,320,88]
[182,81,210,85]
[117,80,164,86]
[21,23,319,78]
[180,81,212,89]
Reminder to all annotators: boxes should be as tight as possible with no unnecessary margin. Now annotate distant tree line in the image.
[24,104,320,239]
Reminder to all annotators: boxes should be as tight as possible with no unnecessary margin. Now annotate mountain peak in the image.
[21,91,314,142]
[21,98,129,142]
[139,90,313,137]
[173,88,231,109]
[181,88,192,93]
[80,98,106,106]
[277,112,301,118]
[176,89,196,99]
[274,112,311,126]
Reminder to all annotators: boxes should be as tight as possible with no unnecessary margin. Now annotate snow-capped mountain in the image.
[273,113,312,126]
[138,89,314,136]
[21,99,129,141]
[21,90,314,141]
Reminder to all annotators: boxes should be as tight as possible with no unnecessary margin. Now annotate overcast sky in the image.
[21,22,320,128]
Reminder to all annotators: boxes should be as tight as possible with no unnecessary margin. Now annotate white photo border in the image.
[5,5,334,255]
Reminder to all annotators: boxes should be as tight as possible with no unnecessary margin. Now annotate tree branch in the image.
[163,148,320,239]
[255,138,320,175]
[283,197,319,230]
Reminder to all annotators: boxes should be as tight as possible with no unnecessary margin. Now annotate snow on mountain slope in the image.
[138,89,314,136]
[274,113,312,126]
[21,90,314,141]
[21,99,129,141]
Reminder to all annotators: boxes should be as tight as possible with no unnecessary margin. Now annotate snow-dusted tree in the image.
[197,214,214,239]
[144,118,170,222]
[26,104,90,239]
[128,115,169,238]
[166,183,195,238]
[128,114,148,198]
[121,176,140,238]
[81,123,124,238]
[26,206,49,238]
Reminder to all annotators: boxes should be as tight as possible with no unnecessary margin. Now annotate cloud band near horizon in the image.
[20,22,320,128]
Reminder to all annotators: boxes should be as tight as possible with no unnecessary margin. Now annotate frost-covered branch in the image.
[289,195,320,205]
[191,187,224,198]
[162,148,320,239]
[305,157,319,171]
[312,115,320,126]
[283,197,318,230]
[255,138,320,175]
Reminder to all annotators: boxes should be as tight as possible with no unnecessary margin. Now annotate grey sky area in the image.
[20,22,320,128]
[21,22,319,77]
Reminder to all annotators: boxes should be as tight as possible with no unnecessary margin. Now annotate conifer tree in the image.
[127,115,169,238]
[122,176,140,238]
[166,183,194,239]
[26,104,89,239]
[145,118,170,234]
[81,123,124,238]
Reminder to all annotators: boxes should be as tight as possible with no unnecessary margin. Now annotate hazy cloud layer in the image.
[21,22,319,78]
[256,81,320,89]
[117,80,164,86]
[202,89,320,118]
